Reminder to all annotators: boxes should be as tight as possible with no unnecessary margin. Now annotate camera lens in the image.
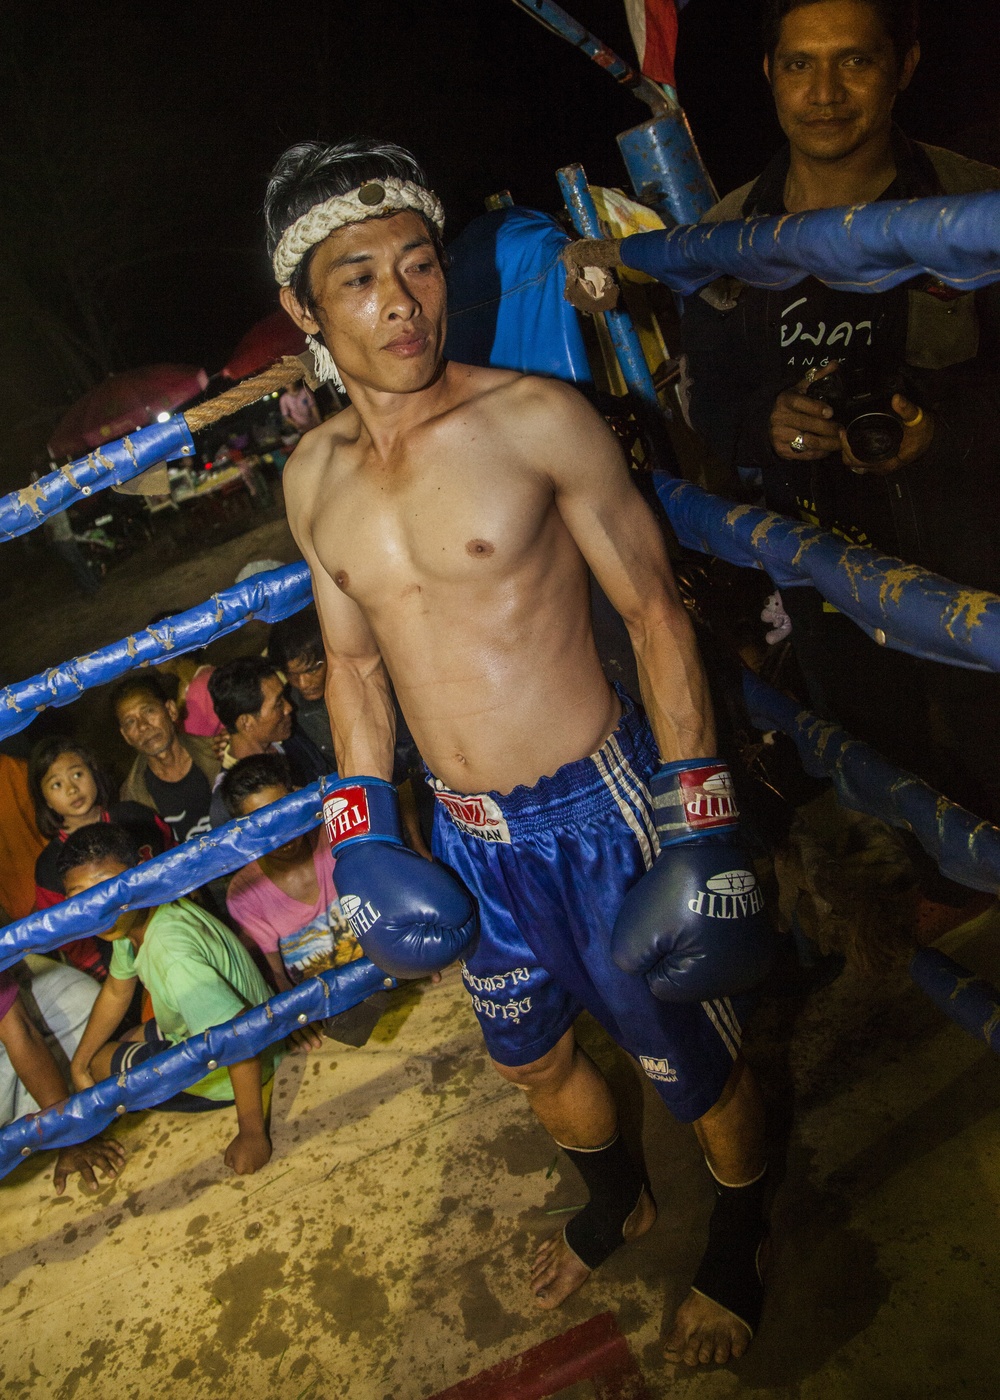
[845,411,904,464]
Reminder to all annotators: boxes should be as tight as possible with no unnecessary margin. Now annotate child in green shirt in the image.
[64,824,283,1175]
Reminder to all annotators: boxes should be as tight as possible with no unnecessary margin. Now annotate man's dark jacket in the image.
[680,134,1000,590]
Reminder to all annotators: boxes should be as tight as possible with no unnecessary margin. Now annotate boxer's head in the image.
[267,139,447,397]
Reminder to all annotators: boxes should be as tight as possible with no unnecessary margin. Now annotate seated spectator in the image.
[221,753,359,992]
[28,737,172,978]
[63,824,315,1176]
[0,753,45,924]
[207,657,331,826]
[267,605,335,764]
[112,672,220,844]
[0,956,126,1193]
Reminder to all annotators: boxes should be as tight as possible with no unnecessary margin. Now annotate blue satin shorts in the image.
[429,695,744,1123]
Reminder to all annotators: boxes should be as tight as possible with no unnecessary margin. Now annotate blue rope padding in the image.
[0,956,394,1181]
[0,782,330,971]
[0,418,196,543]
[0,563,312,741]
[741,668,1000,894]
[909,948,1000,1054]
[655,473,1000,672]
[621,189,1000,295]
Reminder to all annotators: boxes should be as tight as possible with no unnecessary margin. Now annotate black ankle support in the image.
[559,1131,646,1272]
[690,1166,769,1338]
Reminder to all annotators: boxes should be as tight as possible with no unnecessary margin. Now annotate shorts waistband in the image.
[427,689,658,838]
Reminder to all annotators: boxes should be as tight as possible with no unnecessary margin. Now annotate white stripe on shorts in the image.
[702,999,739,1060]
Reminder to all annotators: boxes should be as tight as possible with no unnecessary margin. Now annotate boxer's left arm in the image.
[523,379,714,762]
[522,379,774,1003]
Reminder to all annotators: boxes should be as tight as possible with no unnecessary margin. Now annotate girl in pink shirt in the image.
[221,754,359,991]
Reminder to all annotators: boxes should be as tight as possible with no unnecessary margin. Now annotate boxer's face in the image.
[765,1,918,164]
[281,210,446,395]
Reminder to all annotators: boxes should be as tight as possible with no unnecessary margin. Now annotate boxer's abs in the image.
[374,587,622,796]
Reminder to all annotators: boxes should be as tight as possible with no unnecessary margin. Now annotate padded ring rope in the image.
[0,563,312,741]
[0,782,329,971]
[741,668,1000,894]
[0,357,306,543]
[654,473,1000,672]
[620,189,1000,295]
[0,956,394,1182]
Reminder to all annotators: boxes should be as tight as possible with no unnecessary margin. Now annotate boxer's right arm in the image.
[284,456,395,781]
[284,456,478,978]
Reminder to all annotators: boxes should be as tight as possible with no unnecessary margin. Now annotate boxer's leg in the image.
[492,1028,655,1308]
[664,1057,769,1367]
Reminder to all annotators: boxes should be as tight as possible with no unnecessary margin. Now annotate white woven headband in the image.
[272,177,445,286]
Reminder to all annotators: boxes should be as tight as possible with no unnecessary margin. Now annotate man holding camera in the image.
[679,0,1000,834]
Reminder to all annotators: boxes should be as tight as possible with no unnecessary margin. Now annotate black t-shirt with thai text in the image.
[144,763,213,844]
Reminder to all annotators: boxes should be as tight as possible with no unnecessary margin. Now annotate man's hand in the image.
[769,362,844,460]
[840,391,934,474]
[223,1128,272,1175]
[560,239,624,313]
[286,1022,324,1054]
[53,1137,126,1195]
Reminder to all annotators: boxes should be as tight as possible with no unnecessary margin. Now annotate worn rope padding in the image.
[654,473,1000,672]
[0,563,312,741]
[0,957,394,1179]
[0,782,329,969]
[909,949,1000,1055]
[271,178,445,286]
[620,189,1000,295]
[0,356,309,544]
[741,668,1000,893]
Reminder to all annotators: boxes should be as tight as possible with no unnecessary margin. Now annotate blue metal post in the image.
[556,164,660,412]
[617,114,716,226]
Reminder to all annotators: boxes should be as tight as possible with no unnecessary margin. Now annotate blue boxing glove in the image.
[323,777,478,979]
[611,760,774,1003]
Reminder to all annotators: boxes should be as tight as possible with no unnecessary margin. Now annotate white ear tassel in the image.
[306,334,346,394]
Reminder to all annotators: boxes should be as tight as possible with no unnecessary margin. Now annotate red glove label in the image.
[323,786,371,845]
[678,765,738,831]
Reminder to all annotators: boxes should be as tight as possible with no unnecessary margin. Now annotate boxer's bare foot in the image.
[663,1289,751,1366]
[531,1185,656,1308]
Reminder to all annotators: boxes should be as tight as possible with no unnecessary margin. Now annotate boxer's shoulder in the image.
[282,407,362,506]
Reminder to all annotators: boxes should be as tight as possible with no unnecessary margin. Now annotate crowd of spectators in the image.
[0,597,365,1189]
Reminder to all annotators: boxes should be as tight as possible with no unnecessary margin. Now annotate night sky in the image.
[1,0,997,482]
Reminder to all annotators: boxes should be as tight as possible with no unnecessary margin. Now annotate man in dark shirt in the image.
[113,673,220,843]
[679,0,1000,830]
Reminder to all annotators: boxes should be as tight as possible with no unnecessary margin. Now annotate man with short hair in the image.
[113,672,220,844]
[268,606,335,762]
[272,137,774,1366]
[206,657,330,826]
[675,0,1000,834]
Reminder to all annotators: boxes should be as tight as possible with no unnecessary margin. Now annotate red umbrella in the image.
[222,309,307,380]
[49,364,209,458]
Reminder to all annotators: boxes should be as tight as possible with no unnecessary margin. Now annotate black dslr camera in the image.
[806,366,908,464]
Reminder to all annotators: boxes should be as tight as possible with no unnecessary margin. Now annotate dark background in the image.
[1,0,998,488]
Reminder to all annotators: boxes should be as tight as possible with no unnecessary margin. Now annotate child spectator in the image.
[28,736,172,978]
[63,824,316,1176]
[0,957,126,1193]
[221,753,359,993]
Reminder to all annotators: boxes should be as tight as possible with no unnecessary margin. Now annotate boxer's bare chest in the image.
[312,427,554,615]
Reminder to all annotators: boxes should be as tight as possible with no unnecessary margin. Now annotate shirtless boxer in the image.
[269,138,773,1367]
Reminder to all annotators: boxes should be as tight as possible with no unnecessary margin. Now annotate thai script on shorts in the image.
[468,993,533,1024]
[462,965,530,994]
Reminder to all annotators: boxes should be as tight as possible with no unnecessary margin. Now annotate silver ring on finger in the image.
[790,433,807,453]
